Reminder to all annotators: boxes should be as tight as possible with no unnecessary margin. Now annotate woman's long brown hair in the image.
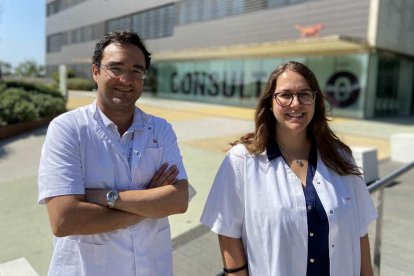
[232,61,361,176]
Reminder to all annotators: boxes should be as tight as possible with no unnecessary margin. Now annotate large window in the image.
[46,4,174,54]
[177,0,317,25]
[131,4,175,39]
[107,4,175,40]
[107,17,132,33]
[47,22,104,53]
[375,56,400,116]
[267,0,311,8]
[47,0,88,16]
[177,0,246,25]
[47,33,63,53]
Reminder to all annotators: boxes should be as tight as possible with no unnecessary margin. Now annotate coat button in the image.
[309,258,315,263]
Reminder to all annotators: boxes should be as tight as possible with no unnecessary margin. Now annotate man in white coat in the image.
[38,31,189,276]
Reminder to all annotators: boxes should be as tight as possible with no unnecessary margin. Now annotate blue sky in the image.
[0,0,45,68]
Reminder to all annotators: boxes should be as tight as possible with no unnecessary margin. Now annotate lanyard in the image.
[127,131,135,167]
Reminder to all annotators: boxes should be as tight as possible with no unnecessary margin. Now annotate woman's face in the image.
[272,69,315,137]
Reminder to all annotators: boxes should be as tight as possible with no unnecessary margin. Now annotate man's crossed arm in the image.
[45,163,188,237]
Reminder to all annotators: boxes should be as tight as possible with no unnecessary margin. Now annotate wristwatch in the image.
[106,190,119,208]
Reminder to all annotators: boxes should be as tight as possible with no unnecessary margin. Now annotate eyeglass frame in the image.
[96,63,147,80]
[272,90,316,107]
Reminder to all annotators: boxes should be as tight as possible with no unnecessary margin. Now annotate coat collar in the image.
[90,101,153,131]
[266,139,282,161]
[266,138,317,169]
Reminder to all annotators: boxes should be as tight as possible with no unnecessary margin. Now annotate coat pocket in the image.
[51,238,107,276]
[155,225,173,276]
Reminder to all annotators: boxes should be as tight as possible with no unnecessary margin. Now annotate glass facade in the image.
[153,54,369,118]
[375,55,400,116]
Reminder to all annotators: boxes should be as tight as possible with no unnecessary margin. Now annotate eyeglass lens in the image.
[274,91,315,106]
[100,64,146,80]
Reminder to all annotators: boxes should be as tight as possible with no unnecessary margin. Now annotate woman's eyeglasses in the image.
[273,90,316,107]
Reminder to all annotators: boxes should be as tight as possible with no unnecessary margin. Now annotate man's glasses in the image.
[273,90,316,107]
[97,64,146,80]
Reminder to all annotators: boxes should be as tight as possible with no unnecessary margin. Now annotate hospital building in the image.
[46,0,414,118]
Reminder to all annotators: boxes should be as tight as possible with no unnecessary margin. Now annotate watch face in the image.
[108,191,117,201]
[107,190,119,207]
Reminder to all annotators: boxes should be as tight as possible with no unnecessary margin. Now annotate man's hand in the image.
[147,163,179,189]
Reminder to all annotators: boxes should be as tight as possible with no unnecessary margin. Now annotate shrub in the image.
[67,78,95,91]
[0,83,6,94]
[2,80,63,98]
[31,94,66,117]
[51,68,76,83]
[0,88,39,124]
[0,81,66,125]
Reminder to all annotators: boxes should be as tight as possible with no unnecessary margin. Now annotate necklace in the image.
[296,160,305,167]
[279,146,308,168]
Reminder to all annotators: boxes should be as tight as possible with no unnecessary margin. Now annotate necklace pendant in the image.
[296,160,304,167]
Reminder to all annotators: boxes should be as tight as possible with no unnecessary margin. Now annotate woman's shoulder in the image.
[228,143,251,158]
[228,143,269,164]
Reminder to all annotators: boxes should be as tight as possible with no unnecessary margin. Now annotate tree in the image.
[0,60,12,76]
[15,60,45,77]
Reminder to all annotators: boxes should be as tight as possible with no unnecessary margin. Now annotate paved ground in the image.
[0,90,413,275]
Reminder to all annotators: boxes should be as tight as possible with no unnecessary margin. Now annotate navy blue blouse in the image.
[303,146,330,276]
[267,142,330,276]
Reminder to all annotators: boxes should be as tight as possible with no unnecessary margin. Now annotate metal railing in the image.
[368,160,414,276]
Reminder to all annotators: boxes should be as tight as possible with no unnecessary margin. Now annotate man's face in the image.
[92,43,146,114]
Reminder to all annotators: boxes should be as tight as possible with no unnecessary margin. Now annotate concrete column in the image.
[391,133,414,163]
[352,146,379,184]
[59,64,67,99]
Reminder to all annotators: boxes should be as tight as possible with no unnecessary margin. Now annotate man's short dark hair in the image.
[92,31,151,69]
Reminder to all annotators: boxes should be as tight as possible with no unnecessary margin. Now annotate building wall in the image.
[375,0,414,56]
[45,0,177,68]
[148,0,370,52]
[44,0,414,118]
[46,0,177,34]
[45,0,371,67]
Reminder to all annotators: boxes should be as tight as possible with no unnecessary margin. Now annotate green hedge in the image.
[67,78,95,91]
[0,80,66,126]
[0,88,39,124]
[48,77,95,91]
[1,80,64,98]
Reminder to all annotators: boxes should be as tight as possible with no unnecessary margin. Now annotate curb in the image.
[0,116,53,140]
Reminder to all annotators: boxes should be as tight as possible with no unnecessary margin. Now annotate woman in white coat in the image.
[201,61,376,276]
